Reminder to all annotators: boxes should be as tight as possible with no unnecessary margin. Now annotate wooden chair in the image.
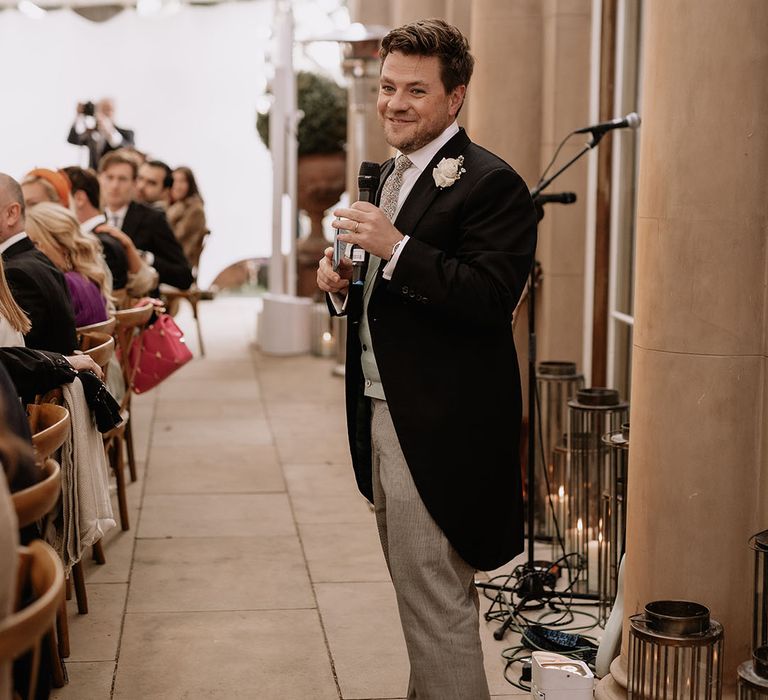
[0,541,66,697]
[77,331,115,373]
[76,317,116,336]
[10,458,68,685]
[11,459,61,531]
[103,302,154,530]
[27,404,69,464]
[76,331,114,567]
[160,285,214,357]
[160,230,213,357]
[26,403,75,668]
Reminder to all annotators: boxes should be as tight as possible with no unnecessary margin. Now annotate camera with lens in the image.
[82,101,96,117]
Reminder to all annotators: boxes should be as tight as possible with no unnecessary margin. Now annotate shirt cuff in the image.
[382,235,410,280]
[329,291,347,315]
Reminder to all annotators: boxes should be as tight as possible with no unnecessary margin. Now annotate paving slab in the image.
[127,536,314,612]
[113,610,338,700]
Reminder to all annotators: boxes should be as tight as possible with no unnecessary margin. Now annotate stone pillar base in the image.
[595,673,626,700]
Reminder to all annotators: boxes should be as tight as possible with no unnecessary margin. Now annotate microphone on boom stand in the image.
[349,161,381,286]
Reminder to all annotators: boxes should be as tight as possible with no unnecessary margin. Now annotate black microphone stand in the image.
[478,131,608,639]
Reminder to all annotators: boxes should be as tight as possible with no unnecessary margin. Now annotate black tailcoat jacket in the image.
[341,128,537,572]
[2,237,77,354]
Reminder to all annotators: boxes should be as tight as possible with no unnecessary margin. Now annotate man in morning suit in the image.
[317,20,537,699]
[98,151,192,291]
[0,174,77,354]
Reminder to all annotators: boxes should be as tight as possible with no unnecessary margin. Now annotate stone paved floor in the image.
[50,296,556,699]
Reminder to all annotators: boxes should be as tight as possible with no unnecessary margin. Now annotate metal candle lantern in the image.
[566,388,628,595]
[737,531,768,698]
[598,422,629,624]
[534,361,584,540]
[628,601,723,700]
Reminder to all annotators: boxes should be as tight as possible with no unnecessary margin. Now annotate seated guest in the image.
[25,203,110,327]
[0,174,77,354]
[99,151,193,290]
[63,166,158,297]
[167,166,208,272]
[20,168,71,209]
[136,160,172,211]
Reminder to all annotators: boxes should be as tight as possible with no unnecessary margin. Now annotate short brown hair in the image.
[380,18,474,93]
[62,166,100,209]
[98,149,138,178]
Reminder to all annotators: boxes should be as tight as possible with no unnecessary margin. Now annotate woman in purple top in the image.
[25,203,110,327]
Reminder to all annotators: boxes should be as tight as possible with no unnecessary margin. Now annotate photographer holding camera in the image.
[67,97,135,169]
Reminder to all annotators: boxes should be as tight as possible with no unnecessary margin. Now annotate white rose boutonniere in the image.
[432,156,466,189]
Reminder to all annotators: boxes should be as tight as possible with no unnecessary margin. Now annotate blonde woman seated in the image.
[25,203,111,327]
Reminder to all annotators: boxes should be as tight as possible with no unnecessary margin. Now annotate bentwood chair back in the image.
[11,459,61,529]
[76,317,116,336]
[27,404,70,464]
[78,331,115,373]
[0,541,65,699]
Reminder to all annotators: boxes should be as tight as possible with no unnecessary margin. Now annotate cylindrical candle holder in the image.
[566,389,628,595]
[598,422,629,624]
[628,601,723,700]
[752,531,768,653]
[738,648,768,698]
[534,361,584,541]
[738,531,768,698]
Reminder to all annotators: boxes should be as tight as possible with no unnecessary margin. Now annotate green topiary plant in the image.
[257,71,347,156]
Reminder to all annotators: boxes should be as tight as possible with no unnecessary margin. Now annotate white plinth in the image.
[258,293,313,355]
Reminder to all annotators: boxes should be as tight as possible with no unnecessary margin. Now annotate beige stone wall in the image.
[614,0,768,694]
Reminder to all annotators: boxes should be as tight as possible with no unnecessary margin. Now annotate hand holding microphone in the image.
[332,161,405,267]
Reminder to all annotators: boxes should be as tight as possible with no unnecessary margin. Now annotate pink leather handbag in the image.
[128,313,192,394]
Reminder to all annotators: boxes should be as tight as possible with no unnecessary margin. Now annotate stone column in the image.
[535,0,592,369]
[392,0,446,25]
[596,2,768,698]
[469,0,544,421]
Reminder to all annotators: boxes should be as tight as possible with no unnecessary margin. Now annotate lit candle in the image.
[320,331,334,357]
[588,539,599,593]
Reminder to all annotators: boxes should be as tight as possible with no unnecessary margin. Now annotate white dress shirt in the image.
[0,232,28,256]
[103,205,128,231]
[381,120,460,280]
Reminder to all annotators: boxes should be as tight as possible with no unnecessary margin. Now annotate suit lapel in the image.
[393,128,470,237]
[371,129,471,294]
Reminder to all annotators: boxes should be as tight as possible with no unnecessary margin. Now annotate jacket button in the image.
[362,344,368,351]
[401,285,409,294]
[421,297,428,304]
[409,291,416,298]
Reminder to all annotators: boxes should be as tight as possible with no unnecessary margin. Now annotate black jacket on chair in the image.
[2,236,77,354]
[121,202,193,290]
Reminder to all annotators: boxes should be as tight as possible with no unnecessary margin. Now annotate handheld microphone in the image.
[534,192,577,205]
[350,161,380,285]
[573,112,641,135]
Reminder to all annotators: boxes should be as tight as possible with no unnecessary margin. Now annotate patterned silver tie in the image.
[364,155,412,293]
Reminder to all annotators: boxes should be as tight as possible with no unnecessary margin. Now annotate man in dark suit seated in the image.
[98,151,192,291]
[67,98,135,170]
[0,173,77,354]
